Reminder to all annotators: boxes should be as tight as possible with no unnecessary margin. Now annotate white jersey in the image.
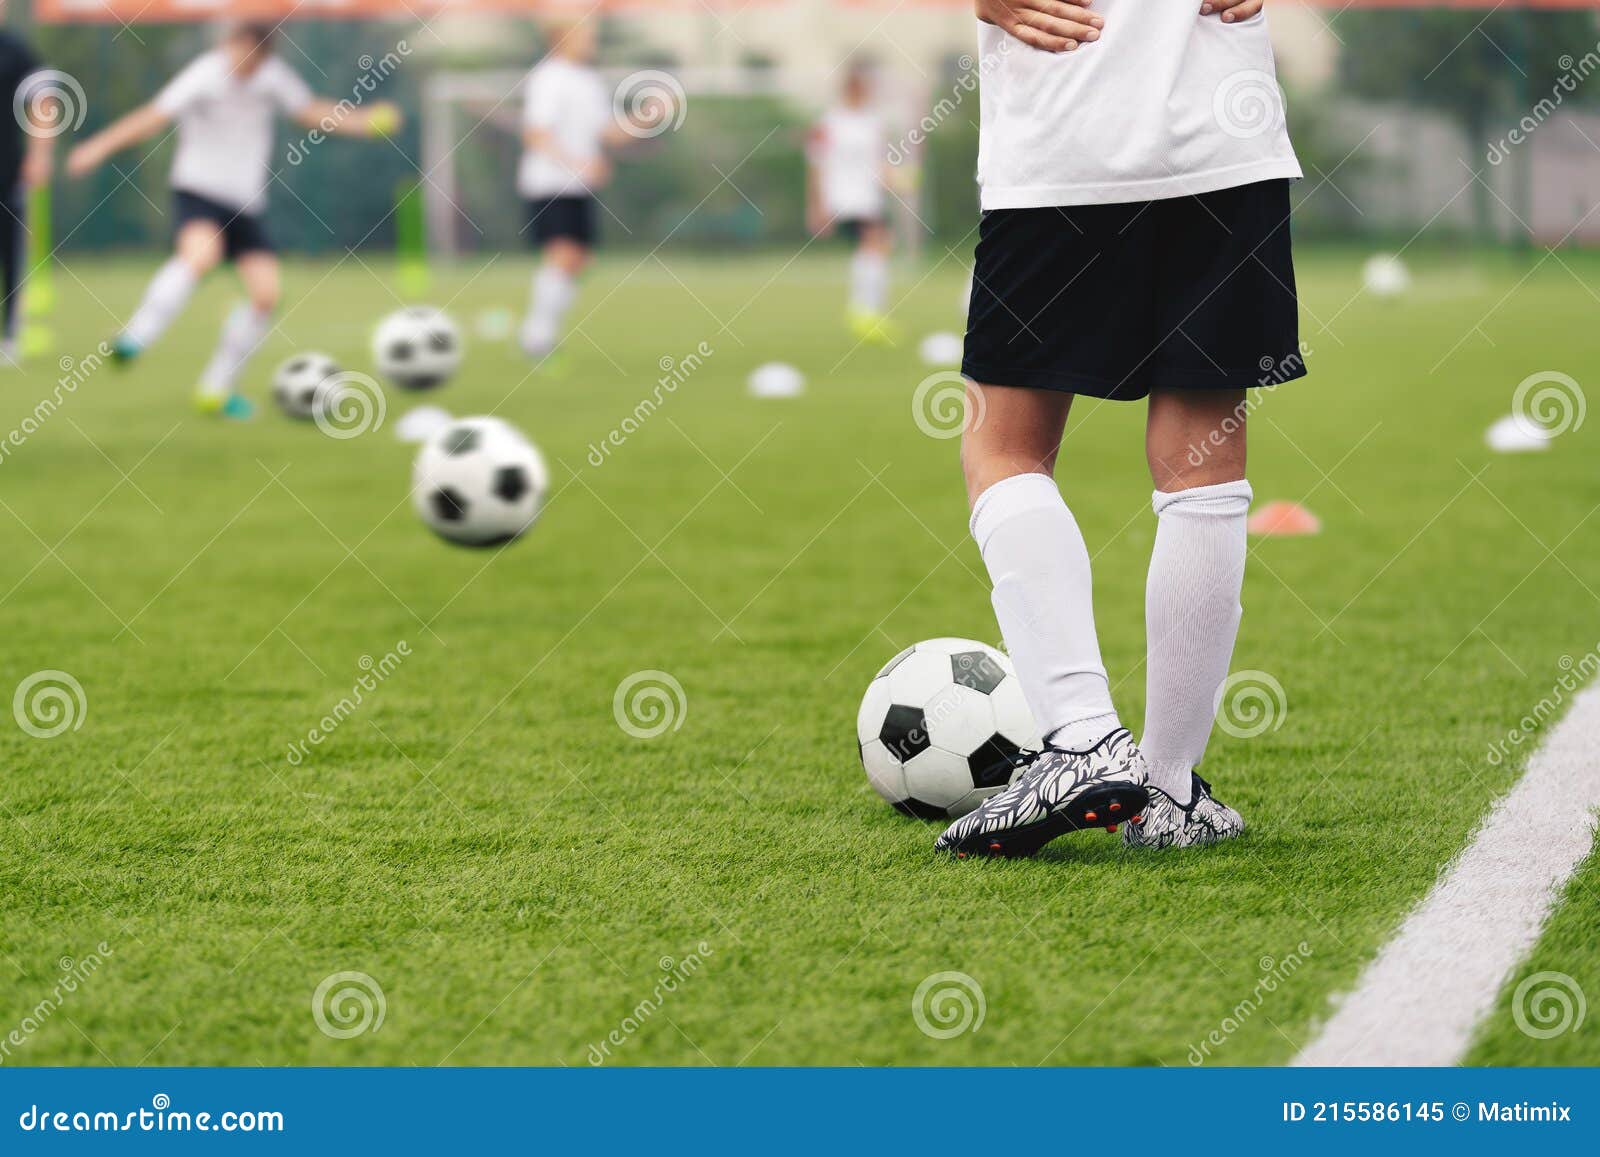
[154,50,312,214]
[976,8,1301,208]
[518,57,612,199]
[812,106,886,221]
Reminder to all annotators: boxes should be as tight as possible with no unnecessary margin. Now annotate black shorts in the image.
[526,196,598,248]
[962,180,1304,400]
[836,217,883,245]
[172,190,273,261]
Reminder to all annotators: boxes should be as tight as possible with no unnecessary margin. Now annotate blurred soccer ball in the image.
[857,638,1041,819]
[412,416,549,547]
[747,362,805,398]
[373,306,463,391]
[272,352,343,420]
[1361,253,1411,298]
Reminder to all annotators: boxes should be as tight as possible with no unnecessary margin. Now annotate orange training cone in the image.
[1248,500,1321,537]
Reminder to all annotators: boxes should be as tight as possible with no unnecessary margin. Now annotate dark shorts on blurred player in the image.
[526,196,598,248]
[962,179,1304,401]
[835,216,883,246]
[173,189,274,261]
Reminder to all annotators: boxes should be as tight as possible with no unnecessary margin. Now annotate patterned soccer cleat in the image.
[1121,773,1243,850]
[935,729,1150,859]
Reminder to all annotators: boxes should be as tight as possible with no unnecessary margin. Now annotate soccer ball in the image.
[411,416,549,547]
[271,352,342,420]
[857,638,1041,820]
[373,306,463,390]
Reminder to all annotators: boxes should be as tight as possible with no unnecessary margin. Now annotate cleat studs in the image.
[1109,801,1121,813]
[988,841,1004,855]
[1105,824,1117,833]
[1084,810,1098,823]
[1131,814,1144,825]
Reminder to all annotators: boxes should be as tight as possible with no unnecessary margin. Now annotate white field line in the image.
[1294,684,1600,1066]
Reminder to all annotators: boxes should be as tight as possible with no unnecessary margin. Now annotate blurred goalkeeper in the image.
[65,21,401,419]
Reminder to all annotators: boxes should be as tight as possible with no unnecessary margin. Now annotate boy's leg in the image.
[196,251,277,406]
[521,237,587,359]
[962,380,1120,750]
[0,190,23,365]
[848,222,890,316]
[121,223,221,352]
[1139,387,1252,811]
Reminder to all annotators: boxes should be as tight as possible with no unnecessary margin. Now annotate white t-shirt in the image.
[154,50,312,214]
[518,57,612,199]
[812,106,887,221]
[976,8,1301,208]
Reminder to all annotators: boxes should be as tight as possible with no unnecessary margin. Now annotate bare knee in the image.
[545,240,588,276]
[1146,389,1248,492]
[961,383,1071,507]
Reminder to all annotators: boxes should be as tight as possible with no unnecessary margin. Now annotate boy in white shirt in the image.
[937,0,1304,858]
[807,62,896,345]
[518,18,641,366]
[66,22,400,419]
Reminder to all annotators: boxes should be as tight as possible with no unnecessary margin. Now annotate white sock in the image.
[198,304,272,398]
[849,249,888,314]
[971,472,1120,751]
[1141,479,1253,804]
[521,264,576,356]
[123,258,198,348]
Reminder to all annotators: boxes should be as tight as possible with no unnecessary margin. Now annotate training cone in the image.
[1248,500,1321,537]
[1485,414,1552,454]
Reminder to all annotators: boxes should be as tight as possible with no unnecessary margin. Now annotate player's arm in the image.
[1198,0,1263,21]
[524,126,611,187]
[64,103,169,178]
[804,125,830,237]
[292,98,403,138]
[976,0,1104,52]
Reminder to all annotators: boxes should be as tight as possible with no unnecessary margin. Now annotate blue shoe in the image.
[110,334,141,364]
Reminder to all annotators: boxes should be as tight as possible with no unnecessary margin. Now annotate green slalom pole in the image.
[395,180,431,298]
[23,183,54,356]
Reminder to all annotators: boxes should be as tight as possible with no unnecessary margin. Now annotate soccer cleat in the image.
[193,391,256,421]
[935,729,1150,859]
[849,310,901,347]
[109,334,142,364]
[1121,772,1244,850]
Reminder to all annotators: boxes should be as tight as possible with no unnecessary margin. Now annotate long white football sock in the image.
[849,249,888,314]
[971,472,1120,752]
[1141,478,1253,804]
[122,258,199,348]
[521,264,577,357]
[198,304,272,398]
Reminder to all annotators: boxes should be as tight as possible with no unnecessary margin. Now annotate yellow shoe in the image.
[849,311,901,347]
[192,392,255,420]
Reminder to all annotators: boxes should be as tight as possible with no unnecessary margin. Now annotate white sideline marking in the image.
[1294,684,1600,1066]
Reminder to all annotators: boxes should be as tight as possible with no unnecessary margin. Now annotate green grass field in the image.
[1,246,1596,1067]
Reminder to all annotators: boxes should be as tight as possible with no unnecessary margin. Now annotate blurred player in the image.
[807,62,896,346]
[65,21,400,418]
[936,0,1303,858]
[518,18,646,367]
[0,2,56,366]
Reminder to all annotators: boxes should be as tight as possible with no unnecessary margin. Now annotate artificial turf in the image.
[0,247,1595,1066]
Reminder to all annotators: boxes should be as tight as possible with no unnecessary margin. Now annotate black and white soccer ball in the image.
[373,306,463,391]
[857,638,1041,820]
[271,352,342,420]
[411,416,549,547]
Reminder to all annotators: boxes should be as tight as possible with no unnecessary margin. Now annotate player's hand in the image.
[366,102,403,138]
[581,156,613,187]
[1200,0,1264,20]
[806,208,833,238]
[65,142,102,179]
[976,0,1103,52]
